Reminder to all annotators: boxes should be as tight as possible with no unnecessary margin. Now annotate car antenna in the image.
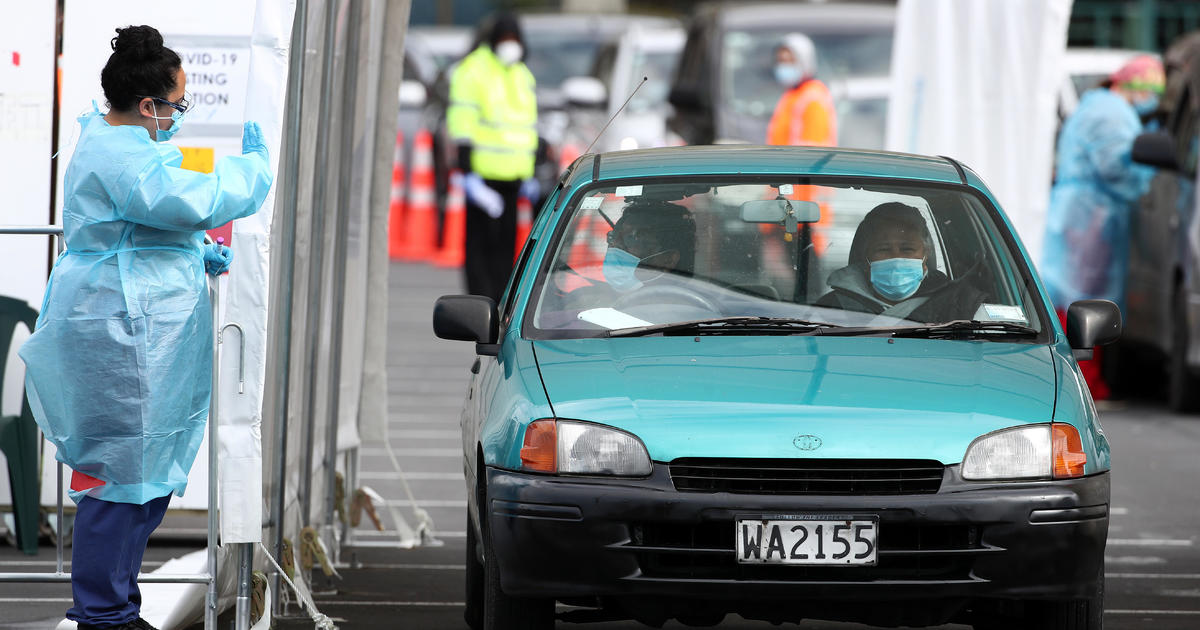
[582,76,648,157]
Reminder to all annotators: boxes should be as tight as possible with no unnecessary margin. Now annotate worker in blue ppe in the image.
[447,12,539,303]
[1041,54,1163,400]
[18,25,272,630]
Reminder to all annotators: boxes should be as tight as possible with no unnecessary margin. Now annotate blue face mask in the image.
[869,257,926,301]
[149,103,184,142]
[774,64,803,87]
[1134,95,1159,117]
[603,247,644,293]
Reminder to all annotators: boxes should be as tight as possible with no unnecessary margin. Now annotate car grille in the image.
[669,458,945,495]
[628,521,984,582]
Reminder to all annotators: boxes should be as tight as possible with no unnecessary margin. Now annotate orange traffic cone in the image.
[387,130,407,259]
[514,195,533,262]
[395,128,438,261]
[433,170,467,268]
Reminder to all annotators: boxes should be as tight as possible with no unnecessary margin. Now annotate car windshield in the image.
[627,50,681,112]
[722,28,893,119]
[526,31,609,89]
[527,179,1046,339]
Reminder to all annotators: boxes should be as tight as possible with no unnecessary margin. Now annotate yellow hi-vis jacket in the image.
[447,45,538,181]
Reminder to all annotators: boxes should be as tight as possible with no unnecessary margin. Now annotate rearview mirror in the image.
[1066,299,1121,361]
[740,199,821,224]
[1131,131,1178,170]
[433,295,499,356]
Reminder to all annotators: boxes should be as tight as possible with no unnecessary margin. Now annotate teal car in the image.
[435,146,1119,630]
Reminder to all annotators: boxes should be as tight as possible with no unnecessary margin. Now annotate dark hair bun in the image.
[111,25,164,59]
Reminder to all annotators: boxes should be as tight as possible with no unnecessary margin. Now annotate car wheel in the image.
[1167,295,1200,413]
[464,514,484,630]
[973,574,1103,630]
[482,502,554,630]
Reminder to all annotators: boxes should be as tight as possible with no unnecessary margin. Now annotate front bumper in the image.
[485,464,1108,607]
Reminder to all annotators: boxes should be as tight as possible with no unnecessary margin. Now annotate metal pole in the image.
[271,0,309,618]
[235,542,254,630]
[322,0,363,564]
[206,274,220,630]
[299,0,342,530]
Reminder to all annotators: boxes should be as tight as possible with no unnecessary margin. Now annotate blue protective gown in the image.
[19,108,272,505]
[1041,89,1155,312]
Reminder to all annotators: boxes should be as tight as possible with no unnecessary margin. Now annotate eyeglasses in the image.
[606,227,660,253]
[139,92,192,114]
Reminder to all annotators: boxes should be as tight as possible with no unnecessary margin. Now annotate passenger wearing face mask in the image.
[447,12,539,303]
[816,203,986,323]
[602,203,696,293]
[1041,55,1163,400]
[766,33,837,147]
[18,25,272,630]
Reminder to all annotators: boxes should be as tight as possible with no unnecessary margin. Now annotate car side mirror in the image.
[1131,131,1178,170]
[562,76,607,108]
[398,79,427,108]
[433,295,499,356]
[1066,299,1121,361]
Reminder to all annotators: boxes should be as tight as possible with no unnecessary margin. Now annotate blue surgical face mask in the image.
[774,64,803,87]
[149,103,183,142]
[869,257,926,301]
[603,247,644,293]
[1134,94,1159,117]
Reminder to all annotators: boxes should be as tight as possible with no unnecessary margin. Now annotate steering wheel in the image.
[613,283,720,313]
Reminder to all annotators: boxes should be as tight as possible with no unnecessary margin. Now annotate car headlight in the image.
[961,423,1087,480]
[520,419,652,476]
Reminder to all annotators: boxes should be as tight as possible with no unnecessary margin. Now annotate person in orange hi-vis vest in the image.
[765,33,836,267]
[766,33,836,147]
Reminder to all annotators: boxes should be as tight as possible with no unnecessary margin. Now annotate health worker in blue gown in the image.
[1041,54,1163,401]
[18,25,272,630]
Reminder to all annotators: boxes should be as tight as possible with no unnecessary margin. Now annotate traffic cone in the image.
[514,195,533,262]
[394,128,438,261]
[386,130,406,259]
[433,170,467,268]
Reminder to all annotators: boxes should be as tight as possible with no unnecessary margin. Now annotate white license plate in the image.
[735,516,878,565]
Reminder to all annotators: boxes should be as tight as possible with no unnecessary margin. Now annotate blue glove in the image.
[463,172,504,218]
[204,242,233,276]
[242,121,268,159]
[518,177,540,202]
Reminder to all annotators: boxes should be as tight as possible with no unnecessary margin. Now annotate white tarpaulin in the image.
[219,0,295,544]
[885,0,1073,265]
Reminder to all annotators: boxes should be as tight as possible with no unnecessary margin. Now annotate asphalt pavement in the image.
[2,260,1199,629]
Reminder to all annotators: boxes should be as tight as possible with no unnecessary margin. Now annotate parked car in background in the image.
[668,2,894,148]
[556,24,686,165]
[1125,31,1200,411]
[437,144,1116,630]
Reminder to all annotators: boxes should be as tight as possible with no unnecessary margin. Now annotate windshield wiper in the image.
[882,320,1040,340]
[605,316,840,338]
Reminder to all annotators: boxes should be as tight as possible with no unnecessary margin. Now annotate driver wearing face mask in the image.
[602,203,696,292]
[817,203,986,322]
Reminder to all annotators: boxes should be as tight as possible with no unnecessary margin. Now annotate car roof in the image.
[520,12,679,34]
[1062,47,1155,76]
[699,2,895,30]
[569,145,965,187]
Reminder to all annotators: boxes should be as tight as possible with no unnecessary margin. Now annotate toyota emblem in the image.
[793,434,822,451]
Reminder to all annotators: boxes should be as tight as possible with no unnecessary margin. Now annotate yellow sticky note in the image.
[178,146,215,173]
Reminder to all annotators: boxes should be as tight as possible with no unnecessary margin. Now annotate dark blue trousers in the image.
[66,494,171,626]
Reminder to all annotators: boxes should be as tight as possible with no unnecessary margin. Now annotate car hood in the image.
[532,336,1057,464]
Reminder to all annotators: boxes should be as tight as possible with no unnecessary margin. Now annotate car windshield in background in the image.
[525,32,608,89]
[627,50,681,112]
[528,179,1045,339]
[722,29,893,119]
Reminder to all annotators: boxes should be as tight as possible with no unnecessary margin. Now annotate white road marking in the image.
[1106,555,1168,565]
[1111,506,1129,515]
[361,448,461,457]
[384,499,467,507]
[1109,573,1200,579]
[1109,538,1194,547]
[359,471,463,480]
[1106,609,1200,615]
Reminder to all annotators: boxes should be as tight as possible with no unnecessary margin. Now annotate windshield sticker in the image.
[578,308,652,330]
[615,185,643,197]
[580,196,604,210]
[979,304,1027,323]
[779,184,794,195]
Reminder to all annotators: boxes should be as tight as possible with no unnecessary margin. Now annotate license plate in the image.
[735,516,878,565]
